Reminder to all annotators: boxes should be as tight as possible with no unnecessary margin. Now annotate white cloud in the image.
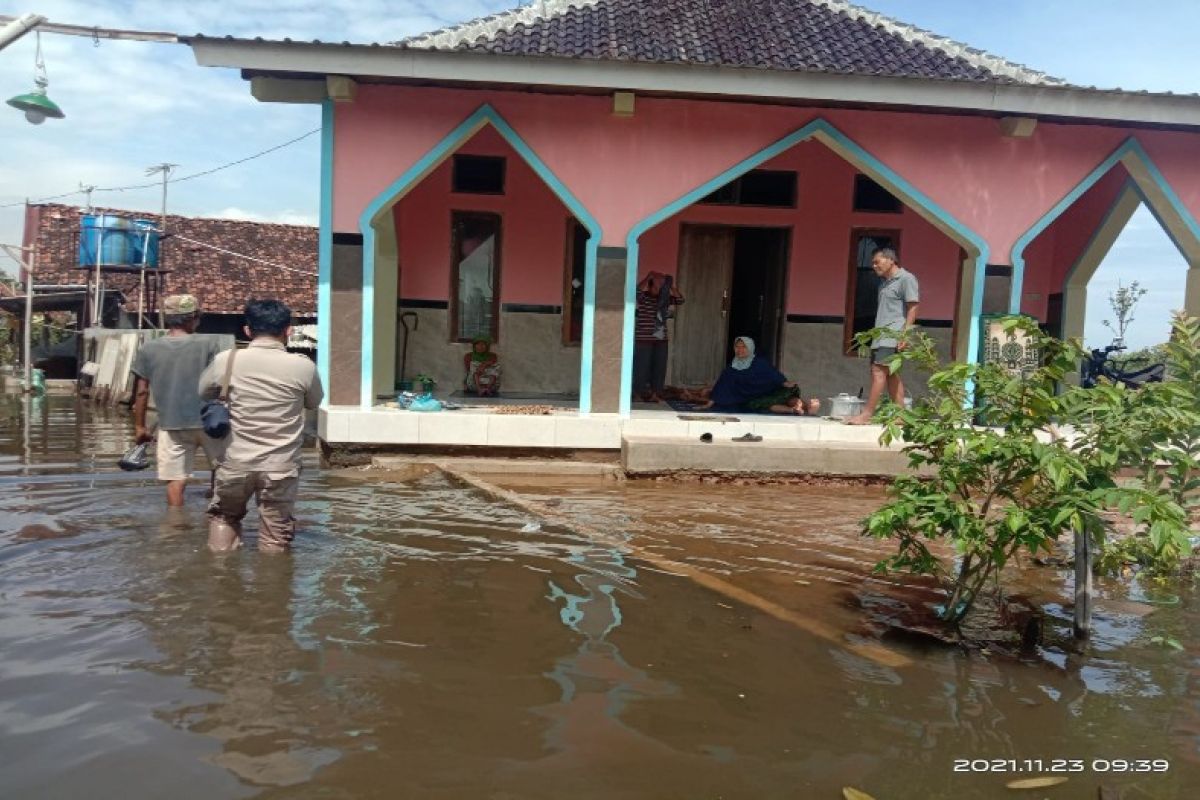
[0,0,509,253]
[206,206,317,226]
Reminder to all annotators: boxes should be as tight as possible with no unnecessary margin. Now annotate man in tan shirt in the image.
[199,299,323,552]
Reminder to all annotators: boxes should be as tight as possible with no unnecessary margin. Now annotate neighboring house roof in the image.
[23,204,317,315]
[399,0,1064,86]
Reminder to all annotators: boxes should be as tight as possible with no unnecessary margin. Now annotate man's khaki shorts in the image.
[157,428,228,481]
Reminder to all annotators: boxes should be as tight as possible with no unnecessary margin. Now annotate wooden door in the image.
[844,229,901,354]
[672,225,735,385]
[727,227,790,365]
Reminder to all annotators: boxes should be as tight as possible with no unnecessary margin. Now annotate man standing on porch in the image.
[846,248,919,425]
[633,271,684,403]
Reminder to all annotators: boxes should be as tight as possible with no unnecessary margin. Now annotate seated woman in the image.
[694,336,820,415]
[463,336,501,396]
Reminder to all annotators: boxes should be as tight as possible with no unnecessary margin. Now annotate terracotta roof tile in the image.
[26,204,316,315]
[401,0,1063,85]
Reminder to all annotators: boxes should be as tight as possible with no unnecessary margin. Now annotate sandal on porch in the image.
[733,433,762,442]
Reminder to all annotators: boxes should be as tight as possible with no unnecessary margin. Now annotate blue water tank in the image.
[79,214,158,268]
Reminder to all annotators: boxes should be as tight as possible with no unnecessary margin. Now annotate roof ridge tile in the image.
[396,0,1064,87]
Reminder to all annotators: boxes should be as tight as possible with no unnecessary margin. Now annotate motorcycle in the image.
[1080,343,1166,389]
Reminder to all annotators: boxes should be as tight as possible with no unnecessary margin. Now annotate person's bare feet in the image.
[697,400,714,410]
[805,398,821,415]
[843,414,874,425]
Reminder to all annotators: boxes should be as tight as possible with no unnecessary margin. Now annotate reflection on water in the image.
[0,397,1196,799]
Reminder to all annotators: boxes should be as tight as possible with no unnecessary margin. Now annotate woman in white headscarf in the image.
[694,336,820,415]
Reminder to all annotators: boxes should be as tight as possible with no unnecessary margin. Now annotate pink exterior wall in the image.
[637,140,962,318]
[1019,167,1129,319]
[332,85,1200,263]
[393,126,570,305]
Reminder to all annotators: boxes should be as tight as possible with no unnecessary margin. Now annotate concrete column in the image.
[953,256,977,362]
[1062,183,1141,346]
[1062,287,1088,345]
[329,234,363,406]
[590,246,628,412]
[1186,268,1200,317]
[982,265,1012,316]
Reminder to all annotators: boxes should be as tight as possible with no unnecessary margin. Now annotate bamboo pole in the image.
[439,465,913,669]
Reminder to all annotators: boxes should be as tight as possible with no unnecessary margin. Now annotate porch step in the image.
[621,434,910,477]
[372,455,621,478]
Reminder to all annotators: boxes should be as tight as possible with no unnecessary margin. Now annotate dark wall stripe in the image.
[597,246,627,260]
[399,298,449,310]
[786,314,953,329]
[332,232,364,246]
[501,303,561,314]
[397,300,566,313]
[985,264,1013,277]
[787,314,843,324]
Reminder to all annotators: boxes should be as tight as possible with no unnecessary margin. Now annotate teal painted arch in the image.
[622,117,991,417]
[356,103,604,411]
[317,99,334,406]
[1010,136,1200,315]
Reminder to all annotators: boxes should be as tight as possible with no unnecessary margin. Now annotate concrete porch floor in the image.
[320,405,905,474]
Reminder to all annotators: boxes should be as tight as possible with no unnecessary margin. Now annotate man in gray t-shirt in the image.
[846,248,920,425]
[131,294,230,506]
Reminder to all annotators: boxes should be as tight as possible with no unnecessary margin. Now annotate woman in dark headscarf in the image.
[696,336,820,415]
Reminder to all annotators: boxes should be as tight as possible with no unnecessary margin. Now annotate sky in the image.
[1,0,1197,349]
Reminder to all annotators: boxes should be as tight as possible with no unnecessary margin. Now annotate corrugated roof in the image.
[26,204,316,315]
[398,0,1065,85]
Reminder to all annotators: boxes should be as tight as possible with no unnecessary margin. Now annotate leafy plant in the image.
[1138,313,1199,521]
[854,316,1195,626]
[1073,313,1200,571]
[1149,635,1184,652]
[1109,342,1168,371]
[1102,279,1147,347]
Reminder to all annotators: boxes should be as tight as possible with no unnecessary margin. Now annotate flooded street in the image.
[1,397,1197,799]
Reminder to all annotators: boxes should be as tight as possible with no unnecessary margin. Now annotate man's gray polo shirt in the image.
[130,334,226,429]
[874,268,920,349]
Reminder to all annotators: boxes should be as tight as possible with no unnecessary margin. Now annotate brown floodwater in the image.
[1,396,1197,799]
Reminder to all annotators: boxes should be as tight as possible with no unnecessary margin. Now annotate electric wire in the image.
[0,128,320,209]
[168,233,317,276]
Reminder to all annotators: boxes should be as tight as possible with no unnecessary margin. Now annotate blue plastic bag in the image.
[408,393,443,413]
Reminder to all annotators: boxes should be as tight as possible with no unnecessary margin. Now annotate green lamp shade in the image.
[7,90,65,123]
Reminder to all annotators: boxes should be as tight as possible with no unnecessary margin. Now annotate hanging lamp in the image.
[7,31,64,124]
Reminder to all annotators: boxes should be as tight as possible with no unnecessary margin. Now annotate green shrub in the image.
[855,316,1195,625]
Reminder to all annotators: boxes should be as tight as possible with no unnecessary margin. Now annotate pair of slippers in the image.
[699,432,762,443]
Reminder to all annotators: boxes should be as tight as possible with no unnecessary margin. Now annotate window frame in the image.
[851,174,903,215]
[451,154,507,196]
[698,169,797,209]
[843,228,902,355]
[449,210,503,344]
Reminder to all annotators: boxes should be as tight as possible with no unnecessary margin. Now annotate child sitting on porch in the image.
[690,336,821,415]
[463,336,501,396]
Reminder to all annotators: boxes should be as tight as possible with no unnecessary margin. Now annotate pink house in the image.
[187,0,1200,454]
